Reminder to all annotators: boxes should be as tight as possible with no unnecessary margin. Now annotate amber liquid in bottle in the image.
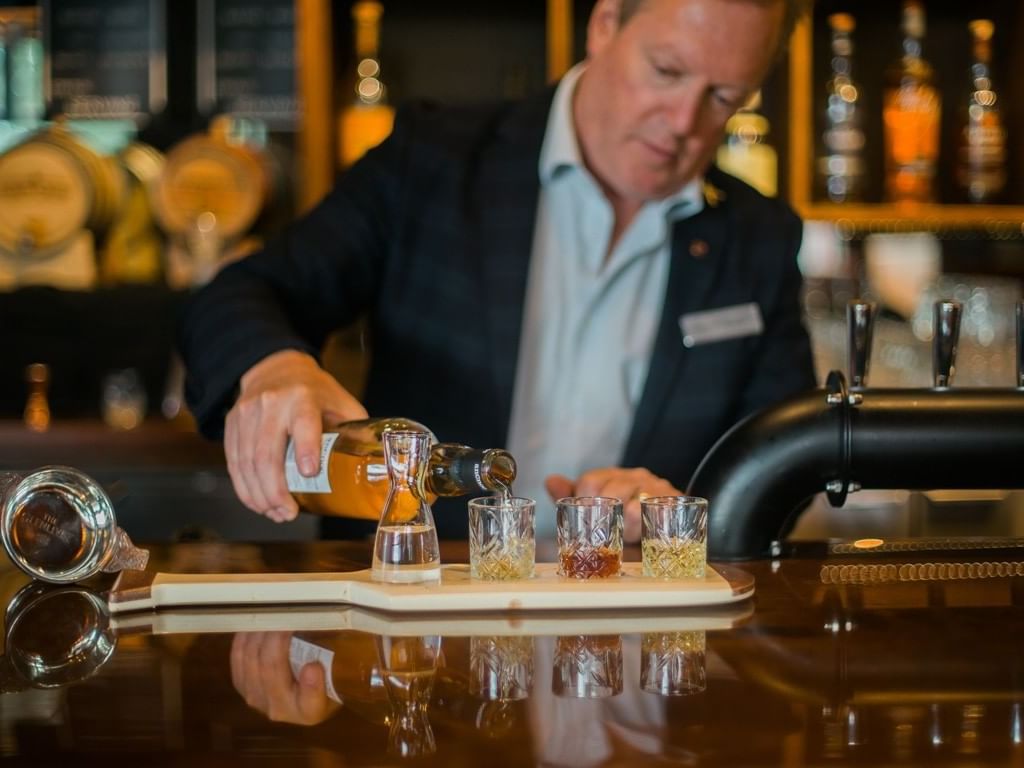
[883,1,941,203]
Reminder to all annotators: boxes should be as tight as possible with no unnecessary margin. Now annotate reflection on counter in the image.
[3,540,1024,763]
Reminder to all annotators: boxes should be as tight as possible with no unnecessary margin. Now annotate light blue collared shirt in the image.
[506,64,704,536]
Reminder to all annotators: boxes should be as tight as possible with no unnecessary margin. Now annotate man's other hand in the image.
[545,468,681,543]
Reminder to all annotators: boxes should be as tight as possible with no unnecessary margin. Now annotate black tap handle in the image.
[933,301,962,388]
[1016,300,1023,388]
[846,300,875,388]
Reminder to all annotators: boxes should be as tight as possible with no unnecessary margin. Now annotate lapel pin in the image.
[702,180,726,207]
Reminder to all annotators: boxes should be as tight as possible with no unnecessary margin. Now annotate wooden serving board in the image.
[108,563,753,615]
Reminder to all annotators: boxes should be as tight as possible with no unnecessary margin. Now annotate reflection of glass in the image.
[378,634,441,758]
[641,496,708,579]
[372,430,440,583]
[470,635,533,701]
[0,466,148,583]
[101,368,147,430]
[552,635,623,699]
[641,631,706,696]
[469,497,535,581]
[556,497,623,579]
[0,582,115,692]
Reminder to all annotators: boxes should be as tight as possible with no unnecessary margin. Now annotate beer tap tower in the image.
[691,299,1024,560]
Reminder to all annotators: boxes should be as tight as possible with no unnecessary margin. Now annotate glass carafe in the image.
[371,430,441,583]
[378,633,441,757]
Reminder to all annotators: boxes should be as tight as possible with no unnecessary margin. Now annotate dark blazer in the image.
[180,88,816,539]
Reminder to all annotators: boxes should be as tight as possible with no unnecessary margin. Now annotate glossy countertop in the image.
[4,537,1024,766]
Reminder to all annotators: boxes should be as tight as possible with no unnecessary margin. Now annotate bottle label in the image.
[285,433,339,493]
[448,449,489,493]
[288,637,342,704]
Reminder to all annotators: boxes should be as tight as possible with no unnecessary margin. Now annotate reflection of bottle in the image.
[818,13,864,203]
[338,1,395,168]
[883,1,940,203]
[287,417,516,520]
[956,20,1006,203]
[378,634,441,757]
[372,430,441,583]
[716,91,777,196]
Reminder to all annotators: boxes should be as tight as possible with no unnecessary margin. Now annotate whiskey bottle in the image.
[818,13,865,203]
[883,1,941,203]
[338,1,395,168]
[956,20,1006,203]
[285,417,517,520]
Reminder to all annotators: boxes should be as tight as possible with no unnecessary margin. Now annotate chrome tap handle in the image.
[932,301,962,388]
[846,300,875,388]
[1016,300,1024,388]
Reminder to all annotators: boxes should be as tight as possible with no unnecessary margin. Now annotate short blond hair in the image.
[618,0,811,56]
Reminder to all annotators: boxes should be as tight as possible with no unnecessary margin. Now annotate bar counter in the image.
[3,537,1024,766]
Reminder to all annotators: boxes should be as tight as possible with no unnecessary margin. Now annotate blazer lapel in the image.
[622,191,732,466]
[472,91,553,444]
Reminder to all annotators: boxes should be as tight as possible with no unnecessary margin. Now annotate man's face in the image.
[575,0,784,204]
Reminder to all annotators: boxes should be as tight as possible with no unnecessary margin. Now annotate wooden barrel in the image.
[152,126,268,243]
[0,128,121,258]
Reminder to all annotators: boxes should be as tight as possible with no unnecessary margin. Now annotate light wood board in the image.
[109,563,753,615]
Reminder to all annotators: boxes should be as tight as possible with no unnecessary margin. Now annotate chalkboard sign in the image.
[43,0,166,123]
[197,0,298,130]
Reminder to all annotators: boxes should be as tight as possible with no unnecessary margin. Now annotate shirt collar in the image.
[538,63,704,220]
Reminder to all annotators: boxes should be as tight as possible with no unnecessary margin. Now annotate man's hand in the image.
[230,631,340,726]
[226,349,368,521]
[545,468,681,543]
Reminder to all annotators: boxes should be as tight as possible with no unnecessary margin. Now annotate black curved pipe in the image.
[689,372,1024,561]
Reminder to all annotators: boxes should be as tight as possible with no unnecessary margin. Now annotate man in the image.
[180,0,816,541]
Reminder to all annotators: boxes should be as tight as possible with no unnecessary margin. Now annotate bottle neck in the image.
[427,444,516,496]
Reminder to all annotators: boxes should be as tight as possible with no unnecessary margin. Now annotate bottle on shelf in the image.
[7,22,43,125]
[0,22,8,122]
[285,417,517,520]
[956,19,1006,204]
[23,363,50,433]
[818,13,865,203]
[883,0,941,204]
[716,91,777,197]
[338,1,395,168]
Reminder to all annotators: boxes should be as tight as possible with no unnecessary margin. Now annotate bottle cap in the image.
[0,466,149,584]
